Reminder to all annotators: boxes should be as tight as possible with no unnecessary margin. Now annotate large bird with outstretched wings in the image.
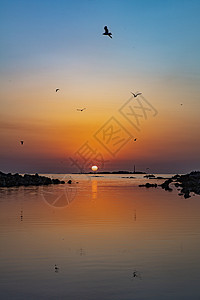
[103,26,112,38]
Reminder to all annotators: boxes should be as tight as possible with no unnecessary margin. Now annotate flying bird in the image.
[55,89,60,92]
[77,108,86,111]
[103,26,112,38]
[131,92,142,97]
[20,141,24,145]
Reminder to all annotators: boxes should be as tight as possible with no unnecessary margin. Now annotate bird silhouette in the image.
[55,89,60,92]
[131,92,142,97]
[77,108,86,111]
[20,141,24,145]
[103,26,112,38]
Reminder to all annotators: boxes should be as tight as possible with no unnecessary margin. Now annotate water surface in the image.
[0,174,200,300]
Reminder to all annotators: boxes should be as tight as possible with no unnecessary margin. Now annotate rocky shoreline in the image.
[0,171,65,187]
[139,171,200,199]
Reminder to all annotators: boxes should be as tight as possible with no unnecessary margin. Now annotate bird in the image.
[103,26,112,38]
[20,141,24,145]
[131,92,142,97]
[55,89,60,92]
[77,108,86,111]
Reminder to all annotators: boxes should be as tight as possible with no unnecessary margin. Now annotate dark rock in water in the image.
[161,171,200,198]
[67,180,72,184]
[184,191,191,199]
[139,183,157,188]
[0,171,65,187]
[138,171,200,198]
[176,171,200,198]
[172,174,181,179]
[52,179,60,184]
[160,179,173,191]
[144,174,155,178]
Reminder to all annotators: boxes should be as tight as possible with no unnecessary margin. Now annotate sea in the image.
[0,174,200,300]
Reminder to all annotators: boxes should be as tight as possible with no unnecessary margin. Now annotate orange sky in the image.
[1,1,200,173]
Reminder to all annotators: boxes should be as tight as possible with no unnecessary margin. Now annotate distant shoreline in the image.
[72,171,146,175]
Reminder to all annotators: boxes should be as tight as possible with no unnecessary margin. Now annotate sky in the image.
[0,0,200,174]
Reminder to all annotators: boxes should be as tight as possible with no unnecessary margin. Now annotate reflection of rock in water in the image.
[41,176,77,208]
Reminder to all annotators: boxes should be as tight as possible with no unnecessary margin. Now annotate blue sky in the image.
[1,0,200,72]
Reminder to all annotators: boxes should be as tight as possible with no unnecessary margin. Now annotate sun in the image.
[91,165,98,172]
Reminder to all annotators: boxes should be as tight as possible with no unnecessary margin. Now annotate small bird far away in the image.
[55,89,60,92]
[20,141,24,145]
[103,26,112,38]
[77,108,86,111]
[131,92,142,97]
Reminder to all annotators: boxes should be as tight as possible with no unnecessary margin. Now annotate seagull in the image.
[77,108,86,111]
[131,92,142,97]
[55,89,60,92]
[20,141,24,145]
[103,26,112,38]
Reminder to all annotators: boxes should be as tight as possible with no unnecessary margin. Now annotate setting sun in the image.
[91,165,98,172]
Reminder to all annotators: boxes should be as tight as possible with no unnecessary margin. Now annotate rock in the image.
[160,179,173,191]
[160,171,200,198]
[67,180,72,184]
[0,171,65,187]
[144,174,155,178]
[139,183,157,188]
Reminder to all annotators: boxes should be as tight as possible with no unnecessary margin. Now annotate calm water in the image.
[0,174,200,300]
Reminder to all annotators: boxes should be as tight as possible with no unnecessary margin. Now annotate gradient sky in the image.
[0,0,200,174]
